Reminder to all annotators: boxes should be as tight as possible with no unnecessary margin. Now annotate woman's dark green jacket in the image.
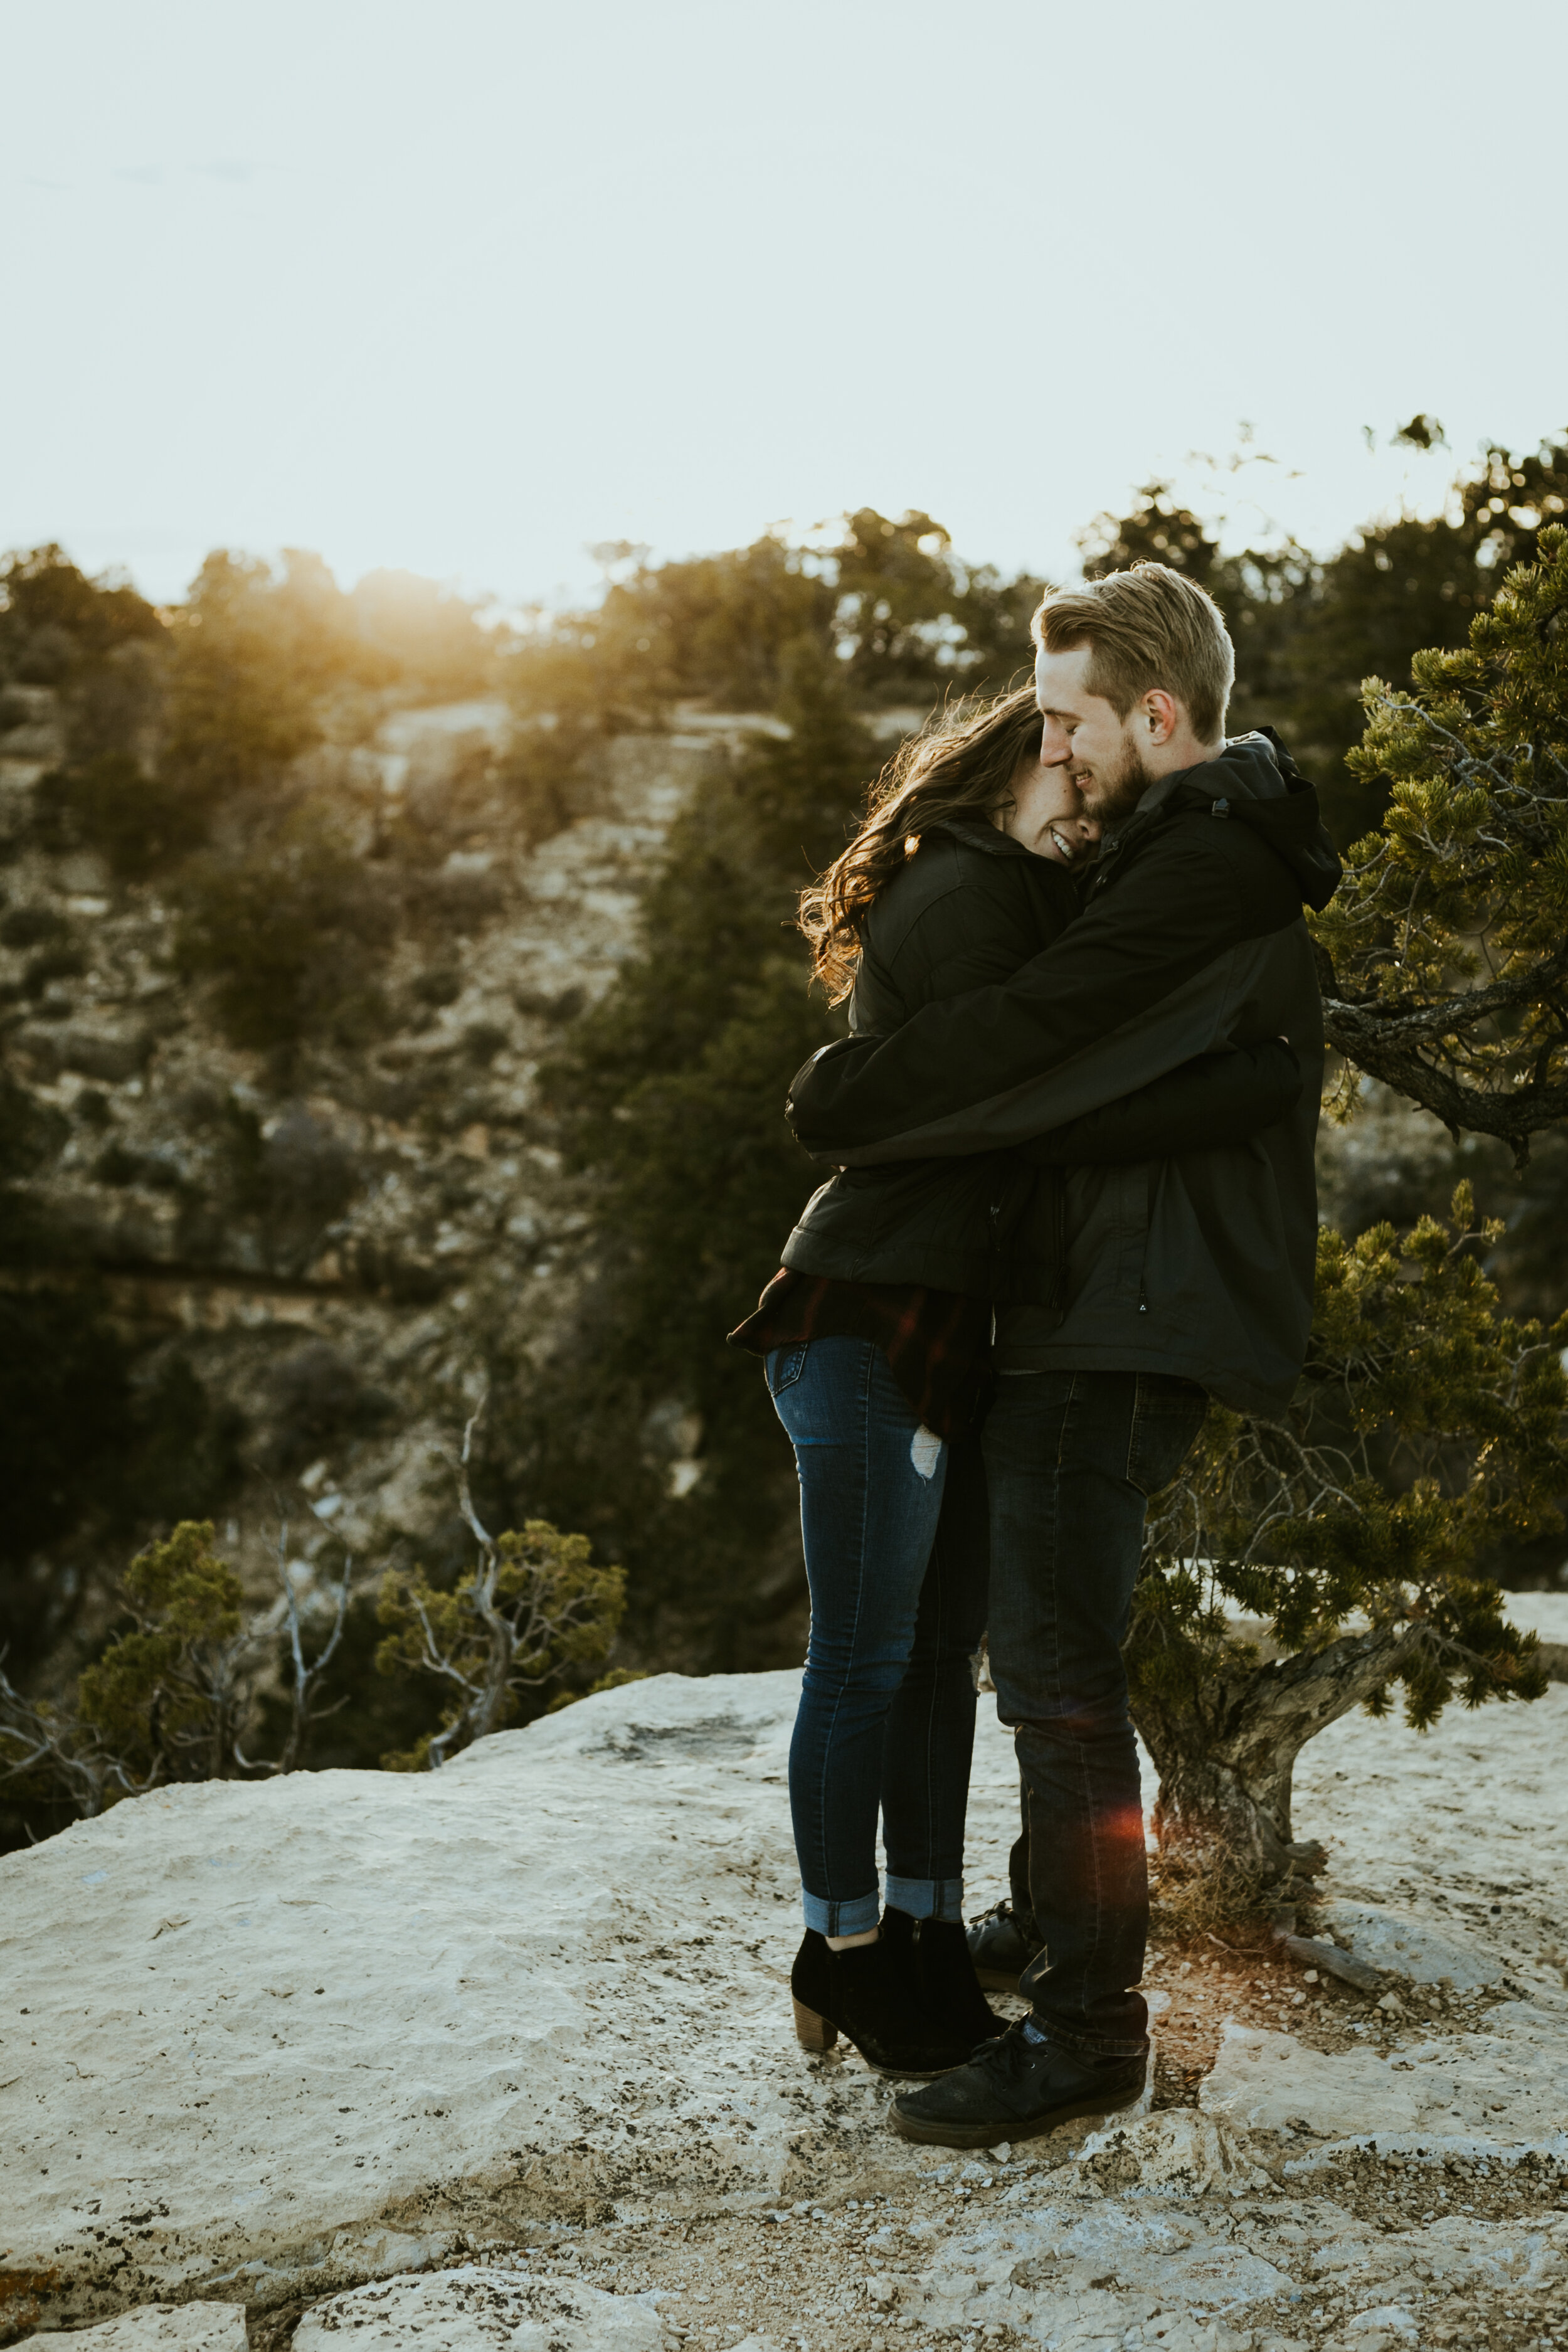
[780,817,1296,1304]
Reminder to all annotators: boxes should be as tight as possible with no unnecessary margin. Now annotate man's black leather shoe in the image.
[889,2016,1146,2148]
[965,1899,1044,1994]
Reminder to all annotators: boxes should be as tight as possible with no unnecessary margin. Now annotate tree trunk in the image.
[1130,1623,1422,1887]
[472,1606,515,1745]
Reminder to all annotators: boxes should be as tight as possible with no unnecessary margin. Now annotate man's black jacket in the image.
[786,732,1341,1421]
[780,814,1300,1303]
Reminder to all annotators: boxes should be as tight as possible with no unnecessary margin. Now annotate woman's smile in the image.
[998,753,1103,866]
[1044,820,1091,865]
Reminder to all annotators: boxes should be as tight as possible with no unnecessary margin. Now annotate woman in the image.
[729,686,1297,2077]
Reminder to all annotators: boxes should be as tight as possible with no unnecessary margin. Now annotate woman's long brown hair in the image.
[799,683,1042,1002]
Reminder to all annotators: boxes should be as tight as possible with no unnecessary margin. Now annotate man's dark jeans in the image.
[983,1367,1207,2058]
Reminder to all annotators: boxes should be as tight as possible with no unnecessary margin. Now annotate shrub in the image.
[262,1339,393,1473]
[174,804,396,1049]
[413,963,463,1009]
[2,1520,351,1824]
[376,1411,622,1767]
[34,754,208,877]
[494,719,608,849]
[0,904,66,948]
[402,866,506,934]
[75,1520,248,1786]
[0,544,163,679]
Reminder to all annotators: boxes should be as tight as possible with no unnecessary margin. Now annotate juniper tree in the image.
[1133,1190,1563,1894]
[376,1404,626,1769]
[1139,527,1568,1899]
[77,1521,249,1781]
[1315,522,1568,1152]
[0,1520,355,1815]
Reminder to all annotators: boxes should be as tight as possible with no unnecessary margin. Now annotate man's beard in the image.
[1074,729,1152,824]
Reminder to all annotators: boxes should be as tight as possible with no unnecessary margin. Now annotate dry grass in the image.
[1147,1850,1271,1939]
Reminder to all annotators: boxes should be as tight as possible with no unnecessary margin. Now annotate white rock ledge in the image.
[1200,2008,1568,2141]
[2,1671,871,2331]
[3,1657,1565,2345]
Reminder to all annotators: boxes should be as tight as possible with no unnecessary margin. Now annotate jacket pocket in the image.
[765,1342,809,1398]
[1112,1163,1153,1308]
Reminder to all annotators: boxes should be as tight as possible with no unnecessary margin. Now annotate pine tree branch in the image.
[1325,946,1568,1039]
[1323,999,1568,1153]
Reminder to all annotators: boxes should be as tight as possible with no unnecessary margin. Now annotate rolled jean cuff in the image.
[802,1886,881,1937]
[1030,2014,1150,2063]
[884,1874,964,1923]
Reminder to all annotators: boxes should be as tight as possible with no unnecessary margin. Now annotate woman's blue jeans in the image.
[767,1337,988,1937]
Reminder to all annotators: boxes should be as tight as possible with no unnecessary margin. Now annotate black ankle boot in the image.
[790,1929,974,2079]
[882,1909,1007,2052]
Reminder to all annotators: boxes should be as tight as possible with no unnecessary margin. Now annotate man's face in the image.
[1034,644,1151,825]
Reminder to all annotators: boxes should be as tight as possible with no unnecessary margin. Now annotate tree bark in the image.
[1131,1623,1423,1886]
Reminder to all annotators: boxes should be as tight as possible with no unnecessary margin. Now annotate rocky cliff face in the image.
[1,690,764,1629]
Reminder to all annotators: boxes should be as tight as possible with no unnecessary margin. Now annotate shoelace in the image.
[971,2019,1038,2088]
[977,2017,1133,2085]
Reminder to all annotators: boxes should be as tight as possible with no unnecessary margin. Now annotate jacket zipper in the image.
[1138,1163,1160,1317]
[1050,1167,1068,1327]
[986,1181,1007,1301]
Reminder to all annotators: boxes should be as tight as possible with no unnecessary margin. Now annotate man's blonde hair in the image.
[1031,563,1233,744]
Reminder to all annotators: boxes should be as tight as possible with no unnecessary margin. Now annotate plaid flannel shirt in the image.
[728,1268,993,1441]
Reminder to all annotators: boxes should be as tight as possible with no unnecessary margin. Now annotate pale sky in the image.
[4,0,1564,611]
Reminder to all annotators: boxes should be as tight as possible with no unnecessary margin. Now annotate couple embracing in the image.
[729,563,1340,2151]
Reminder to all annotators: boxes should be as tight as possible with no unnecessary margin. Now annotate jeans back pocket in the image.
[766,1342,809,1397]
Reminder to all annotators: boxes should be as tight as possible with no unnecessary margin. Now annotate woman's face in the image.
[995,750,1103,867]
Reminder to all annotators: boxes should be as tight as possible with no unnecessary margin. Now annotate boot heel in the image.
[792,1996,838,2052]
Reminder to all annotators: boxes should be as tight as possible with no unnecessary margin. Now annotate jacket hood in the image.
[1137,728,1342,911]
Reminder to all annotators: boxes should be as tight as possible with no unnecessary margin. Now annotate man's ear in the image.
[1140,689,1180,746]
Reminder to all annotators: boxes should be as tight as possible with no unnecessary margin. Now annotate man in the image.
[786,563,1340,2148]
